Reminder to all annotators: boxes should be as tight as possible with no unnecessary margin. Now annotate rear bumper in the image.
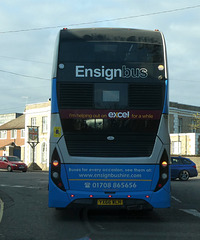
[68,198,153,211]
[49,182,171,209]
[12,166,27,171]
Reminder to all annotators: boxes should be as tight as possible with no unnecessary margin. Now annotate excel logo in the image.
[108,111,130,119]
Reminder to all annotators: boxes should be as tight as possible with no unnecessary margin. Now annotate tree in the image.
[191,113,200,132]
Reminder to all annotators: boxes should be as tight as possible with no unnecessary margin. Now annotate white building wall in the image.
[24,101,51,170]
[170,133,200,155]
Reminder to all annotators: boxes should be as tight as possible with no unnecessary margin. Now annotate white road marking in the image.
[180,209,200,219]
[0,198,4,223]
[171,196,200,219]
[171,195,182,203]
[0,184,39,189]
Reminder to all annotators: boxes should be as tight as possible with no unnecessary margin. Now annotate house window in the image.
[178,118,183,133]
[0,130,7,139]
[41,142,47,163]
[31,117,36,126]
[11,129,17,139]
[191,119,196,133]
[21,129,25,138]
[42,116,48,133]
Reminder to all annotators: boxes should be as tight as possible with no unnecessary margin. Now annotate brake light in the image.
[161,161,168,167]
[154,150,169,192]
[52,160,59,167]
[51,148,65,191]
[193,165,196,169]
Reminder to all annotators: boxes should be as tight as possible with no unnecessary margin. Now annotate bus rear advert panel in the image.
[49,28,170,210]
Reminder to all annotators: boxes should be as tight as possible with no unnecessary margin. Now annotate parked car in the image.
[0,156,27,172]
[171,156,198,181]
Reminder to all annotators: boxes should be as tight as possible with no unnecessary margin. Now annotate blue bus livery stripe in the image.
[162,79,169,114]
[51,78,59,113]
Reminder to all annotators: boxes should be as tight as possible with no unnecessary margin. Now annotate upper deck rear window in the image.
[58,42,163,63]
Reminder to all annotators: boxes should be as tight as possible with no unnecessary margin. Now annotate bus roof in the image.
[60,28,163,44]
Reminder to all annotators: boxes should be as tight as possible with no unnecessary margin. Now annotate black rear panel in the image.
[58,83,164,110]
[64,133,155,157]
[58,83,94,109]
[128,84,164,110]
[58,82,163,157]
[61,117,160,157]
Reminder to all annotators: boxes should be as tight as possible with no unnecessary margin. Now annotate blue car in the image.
[171,156,198,181]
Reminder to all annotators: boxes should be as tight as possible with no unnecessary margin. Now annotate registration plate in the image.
[97,199,123,206]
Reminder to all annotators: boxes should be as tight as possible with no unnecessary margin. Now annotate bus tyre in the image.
[179,170,189,181]
[7,166,12,172]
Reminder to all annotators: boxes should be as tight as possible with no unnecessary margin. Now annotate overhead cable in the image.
[0,69,49,81]
[0,4,200,34]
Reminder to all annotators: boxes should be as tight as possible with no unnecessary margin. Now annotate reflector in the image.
[52,172,59,179]
[162,173,168,179]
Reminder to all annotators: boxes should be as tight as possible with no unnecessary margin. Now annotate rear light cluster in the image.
[51,148,65,191]
[154,150,169,192]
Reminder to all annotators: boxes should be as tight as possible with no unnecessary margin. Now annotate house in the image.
[0,115,25,159]
[169,102,200,155]
[0,113,23,126]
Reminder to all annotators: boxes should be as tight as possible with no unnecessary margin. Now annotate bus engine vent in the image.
[58,83,94,109]
[128,84,164,110]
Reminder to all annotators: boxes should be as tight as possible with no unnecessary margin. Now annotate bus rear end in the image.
[49,28,170,210]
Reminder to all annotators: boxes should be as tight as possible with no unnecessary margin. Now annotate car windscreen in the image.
[8,157,21,162]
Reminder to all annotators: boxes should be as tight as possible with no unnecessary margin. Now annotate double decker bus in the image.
[49,28,170,210]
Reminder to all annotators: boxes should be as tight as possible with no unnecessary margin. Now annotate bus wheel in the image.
[7,166,12,172]
[179,170,189,181]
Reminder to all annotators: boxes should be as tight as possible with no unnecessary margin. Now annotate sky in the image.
[0,0,200,114]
